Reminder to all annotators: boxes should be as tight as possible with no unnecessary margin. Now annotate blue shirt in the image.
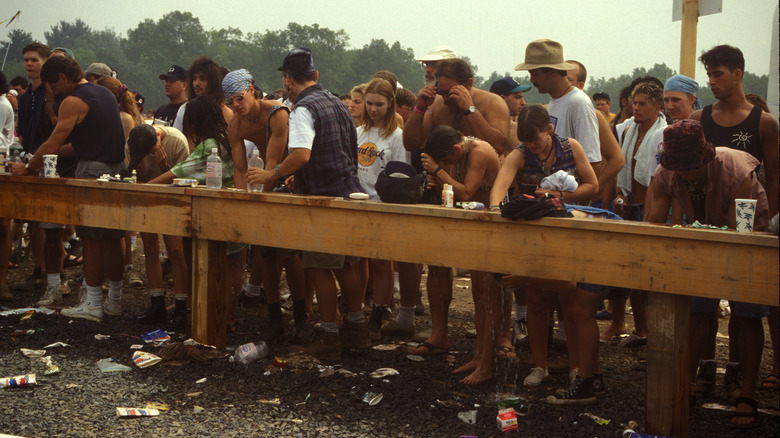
[17,82,47,154]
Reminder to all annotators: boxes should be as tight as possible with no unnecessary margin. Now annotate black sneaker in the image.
[546,375,597,405]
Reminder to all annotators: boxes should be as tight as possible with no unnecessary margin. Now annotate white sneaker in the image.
[124,269,143,288]
[523,367,549,387]
[102,298,122,316]
[61,300,103,321]
[36,284,63,307]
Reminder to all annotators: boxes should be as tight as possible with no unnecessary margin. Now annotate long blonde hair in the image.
[97,76,141,127]
[361,77,397,139]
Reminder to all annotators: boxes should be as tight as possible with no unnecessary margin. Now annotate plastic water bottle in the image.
[232,341,269,364]
[247,150,264,193]
[206,147,222,189]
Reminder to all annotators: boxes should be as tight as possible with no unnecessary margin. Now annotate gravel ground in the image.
[1,243,777,437]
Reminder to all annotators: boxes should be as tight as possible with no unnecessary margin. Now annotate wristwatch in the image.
[463,105,476,116]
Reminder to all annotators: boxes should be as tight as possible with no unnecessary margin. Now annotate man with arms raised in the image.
[417,45,457,86]
[10,56,126,322]
[223,68,312,344]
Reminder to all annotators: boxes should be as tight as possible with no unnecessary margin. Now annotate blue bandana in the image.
[664,74,702,109]
[222,69,253,98]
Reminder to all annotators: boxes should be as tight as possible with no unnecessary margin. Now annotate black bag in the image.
[375,169,427,204]
[500,195,572,220]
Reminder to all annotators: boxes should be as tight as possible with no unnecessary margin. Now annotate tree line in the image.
[1,12,769,113]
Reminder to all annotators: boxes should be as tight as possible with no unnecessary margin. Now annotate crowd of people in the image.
[0,38,777,429]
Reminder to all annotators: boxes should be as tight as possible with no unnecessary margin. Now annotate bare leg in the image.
[461,272,503,385]
[688,312,717,380]
[31,223,44,271]
[140,233,162,289]
[409,265,452,354]
[307,268,339,323]
[44,228,64,277]
[0,218,10,286]
[601,298,628,340]
[630,290,648,337]
[397,262,422,308]
[163,235,188,298]
[369,259,393,307]
[526,284,552,369]
[731,315,764,426]
[333,261,363,314]
[569,287,610,378]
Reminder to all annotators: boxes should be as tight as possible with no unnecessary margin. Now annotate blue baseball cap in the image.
[489,77,531,95]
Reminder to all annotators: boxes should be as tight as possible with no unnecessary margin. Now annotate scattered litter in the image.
[497,407,518,432]
[295,393,311,406]
[353,387,383,405]
[406,354,424,362]
[1,374,36,388]
[130,344,144,350]
[257,398,281,405]
[132,351,162,368]
[0,307,55,317]
[405,341,420,347]
[231,341,269,365]
[144,403,169,411]
[579,412,610,426]
[20,348,46,358]
[43,342,69,348]
[319,366,335,378]
[688,220,728,230]
[94,334,111,340]
[497,397,529,416]
[97,358,132,372]
[11,329,42,337]
[437,399,466,409]
[141,329,170,346]
[20,310,35,321]
[186,392,202,397]
[116,407,160,417]
[336,368,354,377]
[281,418,304,424]
[272,357,288,368]
[372,344,399,351]
[157,342,227,363]
[701,402,779,416]
[195,378,207,384]
[369,368,399,378]
[65,383,82,389]
[192,406,205,413]
[40,356,61,375]
[458,410,478,424]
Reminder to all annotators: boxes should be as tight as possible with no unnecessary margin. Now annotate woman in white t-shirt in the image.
[356,77,411,340]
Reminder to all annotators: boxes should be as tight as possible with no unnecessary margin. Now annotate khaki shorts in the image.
[301,251,358,270]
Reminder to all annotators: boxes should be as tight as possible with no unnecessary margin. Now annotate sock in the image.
[347,311,364,324]
[124,264,133,273]
[68,233,77,241]
[293,299,307,321]
[395,305,415,327]
[47,273,60,286]
[86,285,103,307]
[244,282,262,298]
[320,321,338,334]
[108,280,122,302]
[515,304,527,321]
[149,288,165,297]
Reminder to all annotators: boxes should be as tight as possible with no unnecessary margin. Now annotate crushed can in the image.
[1,374,36,388]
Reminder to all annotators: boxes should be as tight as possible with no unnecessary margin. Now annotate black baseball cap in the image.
[159,65,186,82]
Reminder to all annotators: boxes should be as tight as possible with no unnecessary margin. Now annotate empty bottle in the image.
[206,147,222,189]
[247,150,264,193]
[232,341,269,365]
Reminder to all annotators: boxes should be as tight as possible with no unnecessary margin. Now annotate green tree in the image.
[44,19,92,50]
[348,39,423,94]
[0,29,34,77]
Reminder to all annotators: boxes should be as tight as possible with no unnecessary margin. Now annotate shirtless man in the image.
[419,125,501,384]
[488,76,530,152]
[403,58,509,359]
[223,69,312,344]
[404,58,509,154]
[689,45,779,421]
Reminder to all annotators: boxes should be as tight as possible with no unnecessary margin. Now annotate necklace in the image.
[686,177,708,201]
[536,136,554,167]
[556,85,573,99]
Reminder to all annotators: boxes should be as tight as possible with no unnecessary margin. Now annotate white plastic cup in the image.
[734,198,757,232]
[43,154,58,178]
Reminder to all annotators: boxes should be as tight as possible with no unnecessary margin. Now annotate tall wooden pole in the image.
[680,0,699,78]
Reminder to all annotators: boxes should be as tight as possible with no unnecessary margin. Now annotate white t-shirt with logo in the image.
[547,87,601,163]
[356,125,409,200]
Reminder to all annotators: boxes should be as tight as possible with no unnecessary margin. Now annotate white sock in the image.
[243,282,262,297]
[347,311,364,323]
[68,233,77,240]
[320,321,338,334]
[86,286,103,307]
[395,305,415,327]
[47,273,60,286]
[108,280,122,302]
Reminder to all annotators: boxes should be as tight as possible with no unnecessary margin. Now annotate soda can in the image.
[1,374,36,388]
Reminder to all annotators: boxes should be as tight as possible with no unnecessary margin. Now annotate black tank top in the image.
[69,83,125,163]
[700,104,763,161]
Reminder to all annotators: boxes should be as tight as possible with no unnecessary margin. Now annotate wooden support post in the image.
[680,0,699,78]
[646,292,691,437]
[191,238,226,349]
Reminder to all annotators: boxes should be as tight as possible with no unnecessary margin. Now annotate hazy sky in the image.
[4,0,778,87]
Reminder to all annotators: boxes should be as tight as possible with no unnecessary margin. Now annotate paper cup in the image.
[735,199,757,232]
[43,155,58,178]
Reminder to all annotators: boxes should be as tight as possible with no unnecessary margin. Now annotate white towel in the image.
[616,114,666,197]
[539,170,579,192]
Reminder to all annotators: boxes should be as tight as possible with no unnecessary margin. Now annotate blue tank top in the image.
[69,83,125,163]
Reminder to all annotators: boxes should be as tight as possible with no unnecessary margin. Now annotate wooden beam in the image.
[191,191,778,304]
[680,0,699,78]
[190,238,226,349]
[646,292,691,438]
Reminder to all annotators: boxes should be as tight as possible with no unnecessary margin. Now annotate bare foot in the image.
[460,366,492,385]
[600,324,627,341]
[496,345,517,360]
[730,399,757,427]
[408,340,449,356]
[453,357,478,374]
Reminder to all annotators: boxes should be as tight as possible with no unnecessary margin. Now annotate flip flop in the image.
[496,345,517,361]
[760,373,779,390]
[730,397,760,429]
[408,341,448,356]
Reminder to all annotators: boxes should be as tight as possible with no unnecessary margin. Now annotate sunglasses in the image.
[435,88,450,96]
[225,89,249,106]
